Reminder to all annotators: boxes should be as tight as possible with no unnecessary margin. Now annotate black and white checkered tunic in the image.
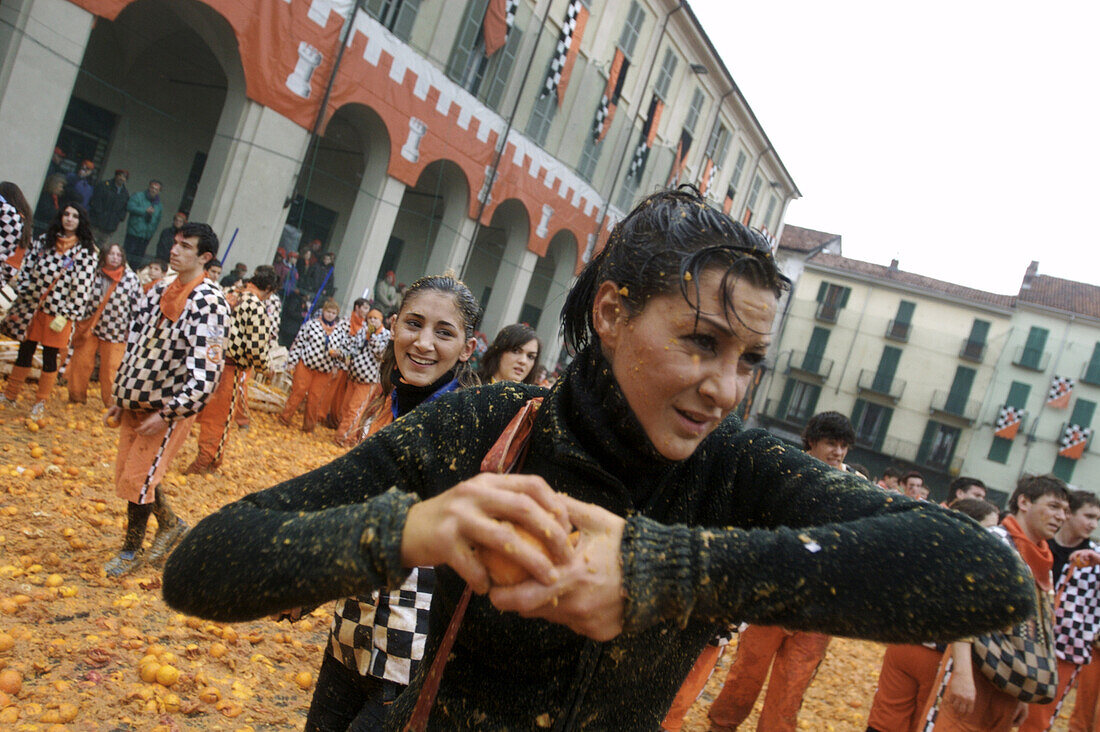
[264,293,282,346]
[83,268,142,343]
[0,199,24,283]
[113,278,230,420]
[1053,539,1100,665]
[224,291,273,371]
[1,234,97,341]
[287,317,343,373]
[328,567,435,684]
[343,327,390,384]
[328,320,354,372]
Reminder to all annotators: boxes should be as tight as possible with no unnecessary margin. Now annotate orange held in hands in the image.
[478,524,579,586]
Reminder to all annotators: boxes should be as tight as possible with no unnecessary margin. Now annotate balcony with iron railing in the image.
[959,338,986,363]
[815,301,840,323]
[784,350,834,382]
[1011,345,1050,372]
[884,319,911,343]
[929,390,981,425]
[759,397,815,432]
[857,369,906,402]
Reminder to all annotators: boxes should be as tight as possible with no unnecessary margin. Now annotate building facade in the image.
[0,0,798,365]
[756,250,1099,504]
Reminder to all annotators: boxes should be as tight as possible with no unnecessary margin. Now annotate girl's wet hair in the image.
[366,272,483,418]
[562,186,790,352]
[478,323,542,385]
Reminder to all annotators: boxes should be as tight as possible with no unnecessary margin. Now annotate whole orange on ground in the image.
[0,393,1080,730]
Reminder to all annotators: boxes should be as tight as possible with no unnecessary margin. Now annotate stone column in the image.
[342,176,406,311]
[425,208,476,277]
[190,100,311,269]
[535,248,576,371]
[0,0,94,190]
[481,248,538,339]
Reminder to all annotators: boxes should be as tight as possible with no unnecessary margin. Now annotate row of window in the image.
[385,0,780,225]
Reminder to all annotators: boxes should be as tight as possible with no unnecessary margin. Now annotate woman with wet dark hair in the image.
[1,202,97,415]
[477,323,541,385]
[165,187,1032,730]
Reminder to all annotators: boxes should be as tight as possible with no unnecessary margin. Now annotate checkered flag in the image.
[1047,375,1074,408]
[627,94,664,180]
[1059,423,1092,460]
[593,49,629,141]
[540,0,587,105]
[994,405,1024,440]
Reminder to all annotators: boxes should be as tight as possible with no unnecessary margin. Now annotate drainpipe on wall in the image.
[459,0,558,280]
[587,0,684,253]
[1017,313,1075,480]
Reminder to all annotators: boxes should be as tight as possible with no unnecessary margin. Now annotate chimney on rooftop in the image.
[1022,260,1039,290]
[888,259,899,271]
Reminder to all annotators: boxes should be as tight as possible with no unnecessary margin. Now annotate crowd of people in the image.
[0,180,1094,731]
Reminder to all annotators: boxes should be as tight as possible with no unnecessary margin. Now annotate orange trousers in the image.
[867,644,945,732]
[924,652,1019,732]
[1070,654,1100,732]
[233,369,250,427]
[3,363,58,403]
[114,409,195,504]
[1020,657,1079,732]
[195,363,241,469]
[708,625,830,731]
[335,380,382,446]
[324,370,348,425]
[279,363,334,431]
[67,320,125,405]
[662,643,724,731]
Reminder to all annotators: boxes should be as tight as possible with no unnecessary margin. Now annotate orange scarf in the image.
[55,234,77,254]
[101,265,125,283]
[349,311,365,337]
[1002,515,1054,591]
[4,245,24,270]
[159,273,204,322]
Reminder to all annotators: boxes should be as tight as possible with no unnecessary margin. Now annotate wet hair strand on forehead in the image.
[562,186,789,352]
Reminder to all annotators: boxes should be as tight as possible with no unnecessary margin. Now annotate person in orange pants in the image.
[188,268,276,473]
[707,625,830,731]
[1,203,97,416]
[1070,653,1100,732]
[662,634,730,732]
[66,243,142,405]
[333,303,389,446]
[278,298,342,432]
[866,644,947,732]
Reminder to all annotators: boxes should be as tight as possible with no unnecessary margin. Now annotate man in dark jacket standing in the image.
[154,211,188,263]
[89,169,130,244]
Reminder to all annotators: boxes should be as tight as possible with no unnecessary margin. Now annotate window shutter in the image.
[1006,381,1030,410]
[802,327,829,372]
[896,301,915,326]
[873,346,901,392]
[873,408,893,452]
[446,0,489,82]
[839,286,851,308]
[816,281,828,303]
[484,26,523,109]
[1085,343,1100,384]
[391,0,421,41]
[1070,399,1096,427]
[969,319,990,345]
[945,366,976,413]
[777,379,794,418]
[917,421,937,463]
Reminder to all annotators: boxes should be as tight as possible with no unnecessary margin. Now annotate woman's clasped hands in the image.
[401,474,627,641]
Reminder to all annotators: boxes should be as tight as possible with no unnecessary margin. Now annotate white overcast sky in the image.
[690,1,1100,295]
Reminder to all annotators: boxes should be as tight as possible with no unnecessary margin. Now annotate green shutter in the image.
[484,26,523,108]
[777,380,794,418]
[391,0,421,41]
[988,437,1012,463]
[1006,381,1031,410]
[446,0,490,82]
[1021,326,1049,369]
[873,346,902,392]
[872,407,893,451]
[1085,343,1100,385]
[1053,455,1077,483]
[802,327,829,373]
[969,319,990,345]
[945,366,976,414]
[896,301,915,326]
[816,281,828,303]
[839,286,851,308]
[806,384,822,416]
[917,421,937,463]
[1070,399,1096,427]
[851,399,866,434]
